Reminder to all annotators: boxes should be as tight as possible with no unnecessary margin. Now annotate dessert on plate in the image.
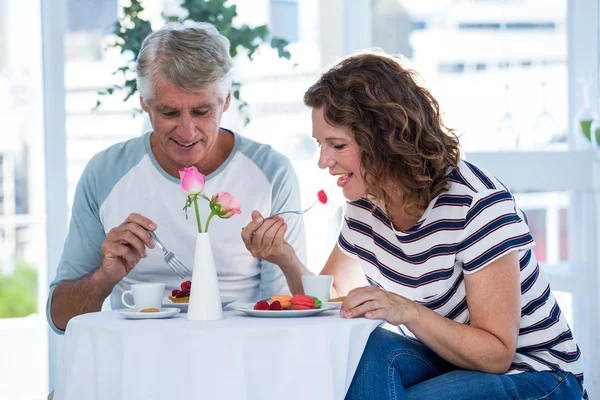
[269,295,292,309]
[168,280,191,303]
[291,294,322,310]
[252,294,323,311]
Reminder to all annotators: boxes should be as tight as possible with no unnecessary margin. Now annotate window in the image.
[65,0,145,209]
[438,63,465,73]
[0,0,47,399]
[66,0,117,34]
[269,0,299,43]
[458,22,556,30]
[458,22,502,29]
[66,0,118,62]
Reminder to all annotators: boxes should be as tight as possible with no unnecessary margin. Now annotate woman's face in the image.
[312,108,366,201]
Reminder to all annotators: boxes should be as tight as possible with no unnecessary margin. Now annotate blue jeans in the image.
[346,327,582,400]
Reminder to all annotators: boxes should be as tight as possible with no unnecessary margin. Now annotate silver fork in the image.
[267,199,320,219]
[147,230,191,279]
[240,199,322,232]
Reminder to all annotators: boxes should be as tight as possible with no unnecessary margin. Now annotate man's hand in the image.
[98,213,156,285]
[241,210,296,266]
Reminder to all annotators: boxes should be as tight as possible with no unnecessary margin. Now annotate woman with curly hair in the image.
[241,51,585,399]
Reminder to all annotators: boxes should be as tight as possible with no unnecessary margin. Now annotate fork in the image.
[266,199,321,219]
[147,230,191,279]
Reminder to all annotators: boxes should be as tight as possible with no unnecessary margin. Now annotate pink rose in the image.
[179,167,206,196]
[210,192,242,218]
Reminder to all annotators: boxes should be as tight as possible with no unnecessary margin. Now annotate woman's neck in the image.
[384,194,423,232]
[390,211,420,232]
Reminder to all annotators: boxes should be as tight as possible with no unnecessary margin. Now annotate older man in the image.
[47,22,307,334]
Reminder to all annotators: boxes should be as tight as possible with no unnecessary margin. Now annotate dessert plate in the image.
[118,307,180,320]
[322,301,343,309]
[162,296,237,312]
[235,303,337,318]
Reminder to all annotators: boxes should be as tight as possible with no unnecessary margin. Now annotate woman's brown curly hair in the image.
[304,51,461,218]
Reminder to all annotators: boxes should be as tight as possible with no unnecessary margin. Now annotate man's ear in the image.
[223,91,231,112]
[140,96,150,113]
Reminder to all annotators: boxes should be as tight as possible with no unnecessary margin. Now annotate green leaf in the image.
[271,36,291,60]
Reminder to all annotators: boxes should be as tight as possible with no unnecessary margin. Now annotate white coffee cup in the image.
[121,283,165,312]
[301,275,334,302]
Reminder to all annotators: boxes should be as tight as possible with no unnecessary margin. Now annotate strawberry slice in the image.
[181,280,192,291]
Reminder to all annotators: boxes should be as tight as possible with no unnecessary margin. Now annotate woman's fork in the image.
[266,190,329,219]
[267,199,321,219]
[147,230,191,279]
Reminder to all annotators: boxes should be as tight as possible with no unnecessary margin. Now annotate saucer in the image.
[118,307,180,320]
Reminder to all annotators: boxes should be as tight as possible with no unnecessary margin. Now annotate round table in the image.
[54,307,381,400]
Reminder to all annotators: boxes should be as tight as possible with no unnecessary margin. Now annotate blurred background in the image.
[1,0,599,398]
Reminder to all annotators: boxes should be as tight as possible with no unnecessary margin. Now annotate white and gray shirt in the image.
[47,130,307,334]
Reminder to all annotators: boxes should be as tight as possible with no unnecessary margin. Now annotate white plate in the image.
[323,302,343,309]
[118,307,180,320]
[235,303,337,318]
[162,296,237,312]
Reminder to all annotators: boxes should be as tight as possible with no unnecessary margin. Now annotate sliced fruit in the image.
[269,300,283,311]
[253,300,270,311]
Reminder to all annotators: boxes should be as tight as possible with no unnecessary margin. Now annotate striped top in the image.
[338,160,586,398]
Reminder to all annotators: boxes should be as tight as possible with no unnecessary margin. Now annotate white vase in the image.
[187,232,223,321]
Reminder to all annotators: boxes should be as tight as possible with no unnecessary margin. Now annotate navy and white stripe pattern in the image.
[338,160,586,398]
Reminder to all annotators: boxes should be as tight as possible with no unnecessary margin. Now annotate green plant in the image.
[96,0,291,125]
[0,264,38,319]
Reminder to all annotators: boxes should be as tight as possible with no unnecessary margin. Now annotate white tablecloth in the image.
[54,307,381,400]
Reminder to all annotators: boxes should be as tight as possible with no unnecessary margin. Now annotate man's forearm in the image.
[50,268,115,331]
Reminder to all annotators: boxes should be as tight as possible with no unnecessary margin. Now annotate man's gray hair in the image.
[136,21,233,102]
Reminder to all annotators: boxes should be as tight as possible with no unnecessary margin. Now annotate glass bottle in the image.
[574,78,596,150]
[589,115,600,150]
[588,79,600,151]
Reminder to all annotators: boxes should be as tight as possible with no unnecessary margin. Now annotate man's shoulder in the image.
[233,133,295,180]
[84,134,148,177]
[235,134,291,165]
[76,134,149,209]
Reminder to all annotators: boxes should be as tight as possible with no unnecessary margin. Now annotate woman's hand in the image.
[341,286,420,326]
[241,210,296,266]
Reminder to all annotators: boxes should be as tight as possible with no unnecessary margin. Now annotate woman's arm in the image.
[275,246,368,296]
[406,251,520,373]
[342,250,521,374]
[320,246,369,297]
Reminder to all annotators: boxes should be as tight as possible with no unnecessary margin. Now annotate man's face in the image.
[141,77,231,173]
